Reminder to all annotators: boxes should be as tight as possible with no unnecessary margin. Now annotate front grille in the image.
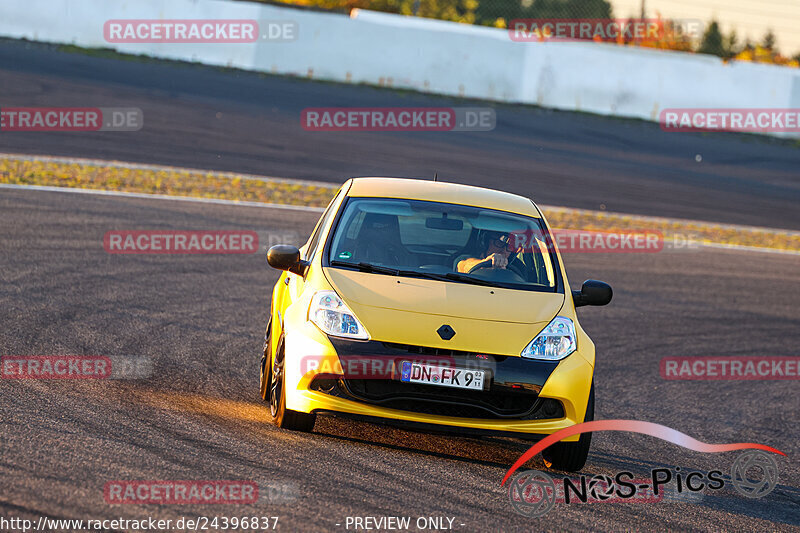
[382,342,477,357]
[380,342,509,362]
[317,339,564,421]
[334,378,562,420]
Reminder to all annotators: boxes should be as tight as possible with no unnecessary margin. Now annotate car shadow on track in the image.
[311,414,541,470]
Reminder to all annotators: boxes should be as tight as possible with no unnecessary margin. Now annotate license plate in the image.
[399,361,485,391]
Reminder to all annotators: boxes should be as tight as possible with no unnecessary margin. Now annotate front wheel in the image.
[541,383,594,472]
[259,321,271,402]
[267,332,316,432]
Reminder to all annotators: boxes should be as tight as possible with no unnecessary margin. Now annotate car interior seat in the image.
[355,213,406,265]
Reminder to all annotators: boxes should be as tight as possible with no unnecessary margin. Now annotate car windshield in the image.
[326,197,558,291]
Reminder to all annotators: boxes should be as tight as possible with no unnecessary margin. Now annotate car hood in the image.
[324,268,564,356]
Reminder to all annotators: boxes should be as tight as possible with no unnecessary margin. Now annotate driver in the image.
[457,231,513,273]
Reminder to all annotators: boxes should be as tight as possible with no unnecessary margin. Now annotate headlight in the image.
[521,316,576,360]
[309,291,369,340]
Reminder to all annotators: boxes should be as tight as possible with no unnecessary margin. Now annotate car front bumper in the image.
[283,325,593,440]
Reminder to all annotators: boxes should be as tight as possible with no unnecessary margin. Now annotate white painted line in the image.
[0,184,326,213]
[3,183,798,257]
[4,151,797,238]
[698,241,800,256]
[538,204,800,237]
[0,152,340,189]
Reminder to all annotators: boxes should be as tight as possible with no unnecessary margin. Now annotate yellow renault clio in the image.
[260,178,612,471]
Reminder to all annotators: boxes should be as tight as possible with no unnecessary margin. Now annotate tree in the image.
[475,0,525,26]
[368,0,478,23]
[761,29,776,50]
[724,29,739,58]
[477,0,613,27]
[527,0,612,19]
[697,20,724,57]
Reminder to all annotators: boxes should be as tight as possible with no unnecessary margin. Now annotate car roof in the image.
[345,177,541,217]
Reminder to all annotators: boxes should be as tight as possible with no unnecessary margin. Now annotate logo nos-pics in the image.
[502,420,783,517]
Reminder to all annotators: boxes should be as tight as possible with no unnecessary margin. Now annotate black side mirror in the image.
[266,245,309,276]
[572,280,612,307]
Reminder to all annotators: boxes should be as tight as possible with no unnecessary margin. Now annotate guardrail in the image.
[1,0,798,136]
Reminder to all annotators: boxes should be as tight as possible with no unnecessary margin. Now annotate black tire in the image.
[259,320,271,402]
[541,383,594,472]
[266,329,316,432]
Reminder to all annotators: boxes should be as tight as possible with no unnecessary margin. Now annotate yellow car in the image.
[260,177,612,471]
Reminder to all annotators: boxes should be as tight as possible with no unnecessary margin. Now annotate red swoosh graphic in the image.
[501,419,785,486]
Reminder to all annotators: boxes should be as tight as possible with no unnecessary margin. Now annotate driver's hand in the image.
[488,253,508,269]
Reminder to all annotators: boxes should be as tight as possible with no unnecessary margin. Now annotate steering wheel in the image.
[467,259,493,274]
[467,257,527,279]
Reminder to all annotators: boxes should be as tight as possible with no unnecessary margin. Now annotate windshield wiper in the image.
[330,261,400,275]
[444,272,498,287]
[410,271,499,287]
[330,260,502,288]
[358,262,402,275]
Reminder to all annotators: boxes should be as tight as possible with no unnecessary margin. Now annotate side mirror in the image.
[266,245,309,276]
[572,279,612,307]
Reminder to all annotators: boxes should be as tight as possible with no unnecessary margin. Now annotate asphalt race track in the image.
[0,188,798,531]
[1,36,799,532]
[1,39,800,230]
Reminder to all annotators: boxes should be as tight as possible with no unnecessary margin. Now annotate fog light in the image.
[310,375,338,393]
[541,399,563,418]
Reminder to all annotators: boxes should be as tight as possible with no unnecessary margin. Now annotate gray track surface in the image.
[0,39,799,230]
[1,189,798,532]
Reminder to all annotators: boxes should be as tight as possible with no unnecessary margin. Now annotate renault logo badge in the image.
[437,325,456,340]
